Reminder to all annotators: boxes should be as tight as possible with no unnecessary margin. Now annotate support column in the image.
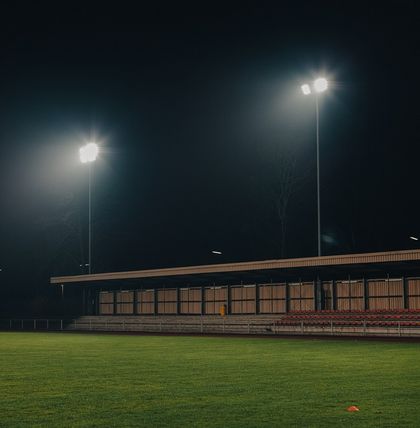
[227,285,231,315]
[82,288,86,315]
[154,288,158,316]
[176,287,180,315]
[348,276,352,311]
[85,288,90,315]
[133,287,138,315]
[403,277,408,309]
[255,284,259,315]
[331,280,336,311]
[363,278,369,311]
[285,282,289,313]
[201,287,205,315]
[315,277,322,311]
[95,289,100,315]
[113,290,118,315]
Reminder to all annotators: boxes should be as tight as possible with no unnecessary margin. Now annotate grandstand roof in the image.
[51,249,420,286]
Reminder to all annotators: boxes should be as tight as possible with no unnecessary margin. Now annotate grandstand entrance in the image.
[82,288,97,316]
[321,282,333,310]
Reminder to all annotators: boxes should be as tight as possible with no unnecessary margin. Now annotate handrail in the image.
[1,317,420,338]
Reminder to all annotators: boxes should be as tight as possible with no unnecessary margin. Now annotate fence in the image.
[1,316,420,337]
[0,317,272,335]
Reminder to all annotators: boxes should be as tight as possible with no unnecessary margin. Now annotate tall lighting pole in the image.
[301,77,328,257]
[79,142,99,274]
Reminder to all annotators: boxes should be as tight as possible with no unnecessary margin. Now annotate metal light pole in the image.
[301,77,328,257]
[315,94,321,257]
[79,142,99,274]
[88,162,92,274]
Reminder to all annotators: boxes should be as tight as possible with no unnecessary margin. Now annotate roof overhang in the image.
[50,249,420,286]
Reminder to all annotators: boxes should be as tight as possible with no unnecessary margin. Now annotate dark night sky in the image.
[0,2,419,298]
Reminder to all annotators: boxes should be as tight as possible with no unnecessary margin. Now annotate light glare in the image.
[314,77,328,93]
[301,84,311,95]
[79,142,99,163]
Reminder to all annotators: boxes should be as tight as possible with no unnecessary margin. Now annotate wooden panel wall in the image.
[368,279,403,310]
[116,291,134,314]
[336,280,364,311]
[230,285,256,314]
[288,282,315,311]
[204,287,227,314]
[137,290,155,314]
[259,283,286,313]
[157,289,177,314]
[99,291,114,315]
[180,288,202,314]
[96,276,419,316]
[407,279,420,309]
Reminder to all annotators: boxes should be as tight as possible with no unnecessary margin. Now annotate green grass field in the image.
[1,333,420,427]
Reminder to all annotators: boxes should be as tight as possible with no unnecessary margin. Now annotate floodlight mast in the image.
[79,142,99,274]
[301,77,328,257]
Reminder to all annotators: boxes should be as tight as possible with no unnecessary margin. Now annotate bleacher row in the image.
[4,310,420,337]
[66,310,420,336]
[274,309,420,328]
[67,315,277,335]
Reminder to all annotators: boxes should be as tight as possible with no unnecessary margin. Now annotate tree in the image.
[272,150,298,258]
[263,141,309,259]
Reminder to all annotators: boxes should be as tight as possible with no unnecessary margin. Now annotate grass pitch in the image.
[1,333,420,427]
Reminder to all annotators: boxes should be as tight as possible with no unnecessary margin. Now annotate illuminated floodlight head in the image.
[79,142,99,163]
[301,84,311,95]
[313,77,328,93]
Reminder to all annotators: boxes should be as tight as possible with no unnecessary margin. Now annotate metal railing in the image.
[1,318,420,337]
[271,320,420,337]
[0,318,276,335]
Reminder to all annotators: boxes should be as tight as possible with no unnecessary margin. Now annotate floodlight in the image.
[313,77,328,93]
[79,142,99,163]
[410,236,419,241]
[301,84,311,95]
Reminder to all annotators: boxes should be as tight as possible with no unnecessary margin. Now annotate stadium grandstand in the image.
[49,249,420,337]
